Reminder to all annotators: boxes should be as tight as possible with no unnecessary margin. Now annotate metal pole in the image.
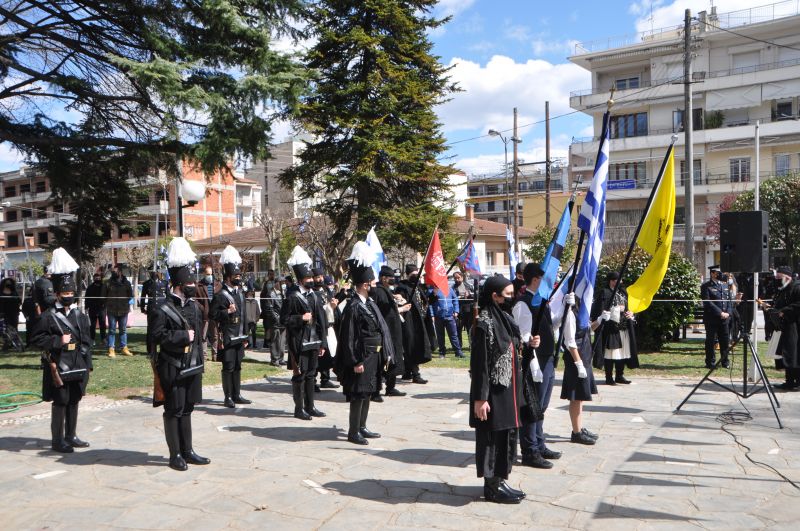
[751,120,761,381]
[684,8,695,263]
[503,140,510,228]
[153,191,160,270]
[513,107,520,247]
[545,100,551,227]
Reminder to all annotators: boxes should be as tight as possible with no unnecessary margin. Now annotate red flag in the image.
[424,230,449,296]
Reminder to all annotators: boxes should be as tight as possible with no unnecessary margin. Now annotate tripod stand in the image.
[676,329,783,428]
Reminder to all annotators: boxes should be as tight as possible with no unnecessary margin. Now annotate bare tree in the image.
[255,209,285,271]
[118,243,155,296]
[300,215,357,281]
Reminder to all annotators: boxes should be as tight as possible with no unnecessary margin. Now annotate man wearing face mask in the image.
[84,272,106,346]
[31,248,93,454]
[312,267,337,391]
[701,265,732,369]
[763,266,800,390]
[260,270,286,366]
[372,266,408,398]
[195,265,214,362]
[101,264,134,358]
[210,245,251,408]
[395,264,431,384]
[282,246,328,420]
[150,237,209,471]
[140,270,167,357]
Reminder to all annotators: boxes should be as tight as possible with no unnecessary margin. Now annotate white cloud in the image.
[437,55,590,134]
[629,0,789,34]
[0,143,24,172]
[436,0,477,19]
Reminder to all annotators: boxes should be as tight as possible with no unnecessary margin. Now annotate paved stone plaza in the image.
[2,364,799,530]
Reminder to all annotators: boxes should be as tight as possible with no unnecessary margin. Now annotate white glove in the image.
[575,360,588,379]
[610,307,621,323]
[564,293,576,306]
[599,310,611,322]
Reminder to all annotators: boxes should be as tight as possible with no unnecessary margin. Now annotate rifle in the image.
[150,355,166,407]
[44,354,64,388]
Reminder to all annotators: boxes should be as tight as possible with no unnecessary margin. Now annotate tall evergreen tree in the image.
[281,0,458,246]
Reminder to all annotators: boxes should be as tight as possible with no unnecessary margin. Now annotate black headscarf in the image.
[479,275,519,353]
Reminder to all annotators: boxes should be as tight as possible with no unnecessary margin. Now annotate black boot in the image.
[232,370,252,404]
[221,371,235,408]
[64,403,89,448]
[604,359,616,385]
[50,404,73,453]
[347,400,368,445]
[615,360,631,384]
[304,378,325,417]
[359,398,380,439]
[293,381,311,420]
[483,477,521,504]
[179,415,210,465]
[163,416,187,471]
[500,480,526,499]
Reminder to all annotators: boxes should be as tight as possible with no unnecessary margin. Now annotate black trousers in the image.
[290,350,319,383]
[88,309,106,341]
[475,427,517,479]
[704,318,730,365]
[221,344,245,373]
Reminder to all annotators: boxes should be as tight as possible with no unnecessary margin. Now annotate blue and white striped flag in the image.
[534,200,574,307]
[573,112,610,329]
[507,227,518,280]
[365,227,386,278]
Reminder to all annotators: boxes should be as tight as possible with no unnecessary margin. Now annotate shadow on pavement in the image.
[227,425,344,442]
[0,436,52,452]
[322,479,479,506]
[593,501,706,521]
[435,430,473,442]
[194,405,292,419]
[410,392,469,403]
[554,404,645,414]
[610,472,705,488]
[349,447,473,468]
[51,448,168,467]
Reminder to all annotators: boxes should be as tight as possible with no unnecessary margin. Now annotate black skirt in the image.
[561,329,598,401]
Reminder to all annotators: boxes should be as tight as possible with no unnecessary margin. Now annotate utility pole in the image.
[513,107,520,247]
[683,8,695,263]
[545,101,551,227]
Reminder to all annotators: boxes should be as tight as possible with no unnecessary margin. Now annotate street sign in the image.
[608,179,636,190]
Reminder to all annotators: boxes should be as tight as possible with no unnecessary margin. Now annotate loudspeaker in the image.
[720,210,769,273]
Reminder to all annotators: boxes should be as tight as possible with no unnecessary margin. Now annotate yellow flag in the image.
[627,148,676,313]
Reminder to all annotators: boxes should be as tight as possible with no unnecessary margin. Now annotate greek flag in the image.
[574,112,610,329]
[507,227,518,280]
[365,227,386,278]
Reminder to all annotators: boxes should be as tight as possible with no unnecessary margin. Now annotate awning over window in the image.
[706,85,762,111]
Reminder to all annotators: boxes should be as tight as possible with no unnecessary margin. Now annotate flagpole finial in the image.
[670,134,679,144]
[607,87,615,111]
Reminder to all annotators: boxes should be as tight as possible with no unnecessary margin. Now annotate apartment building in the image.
[568,1,800,269]
[467,164,569,227]
[0,162,261,268]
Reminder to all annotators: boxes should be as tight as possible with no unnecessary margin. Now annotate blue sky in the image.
[0,0,755,175]
[430,0,756,175]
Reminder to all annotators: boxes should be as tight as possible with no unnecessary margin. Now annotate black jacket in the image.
[139,278,167,314]
[102,277,133,317]
[372,284,405,377]
[84,281,105,312]
[394,280,433,365]
[210,284,247,348]
[32,305,93,400]
[766,280,800,369]
[280,288,328,357]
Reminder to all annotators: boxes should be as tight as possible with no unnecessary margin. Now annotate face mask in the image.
[303,281,314,290]
[182,285,197,298]
[314,281,324,289]
[781,276,792,288]
[204,275,213,284]
[93,278,101,284]
[454,280,461,286]
[727,278,734,286]
[111,272,120,280]
[231,278,241,286]
[60,296,75,307]
[500,296,515,312]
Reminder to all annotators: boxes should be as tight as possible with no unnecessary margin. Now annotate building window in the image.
[19,183,30,194]
[775,154,791,176]
[37,232,48,245]
[468,185,481,197]
[37,209,47,219]
[673,108,704,132]
[485,184,499,195]
[35,181,46,193]
[679,159,702,186]
[615,77,640,90]
[5,210,17,222]
[236,211,244,227]
[6,234,19,248]
[21,208,32,218]
[4,186,15,198]
[609,113,648,139]
[674,206,686,225]
[730,158,751,183]
[609,162,647,183]
[775,100,793,121]
[485,252,495,266]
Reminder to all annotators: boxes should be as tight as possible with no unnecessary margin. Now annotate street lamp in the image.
[488,130,522,228]
[176,178,206,238]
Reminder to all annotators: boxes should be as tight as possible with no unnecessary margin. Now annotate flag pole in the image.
[591,137,677,367]
[412,224,439,294]
[445,225,475,277]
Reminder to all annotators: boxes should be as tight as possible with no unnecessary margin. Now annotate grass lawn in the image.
[1,326,785,404]
[0,326,280,402]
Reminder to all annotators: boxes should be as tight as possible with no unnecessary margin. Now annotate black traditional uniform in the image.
[395,264,432,383]
[765,269,800,389]
[281,259,328,420]
[140,272,167,356]
[31,250,92,453]
[701,266,732,368]
[335,250,395,445]
[372,266,406,397]
[210,282,249,407]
